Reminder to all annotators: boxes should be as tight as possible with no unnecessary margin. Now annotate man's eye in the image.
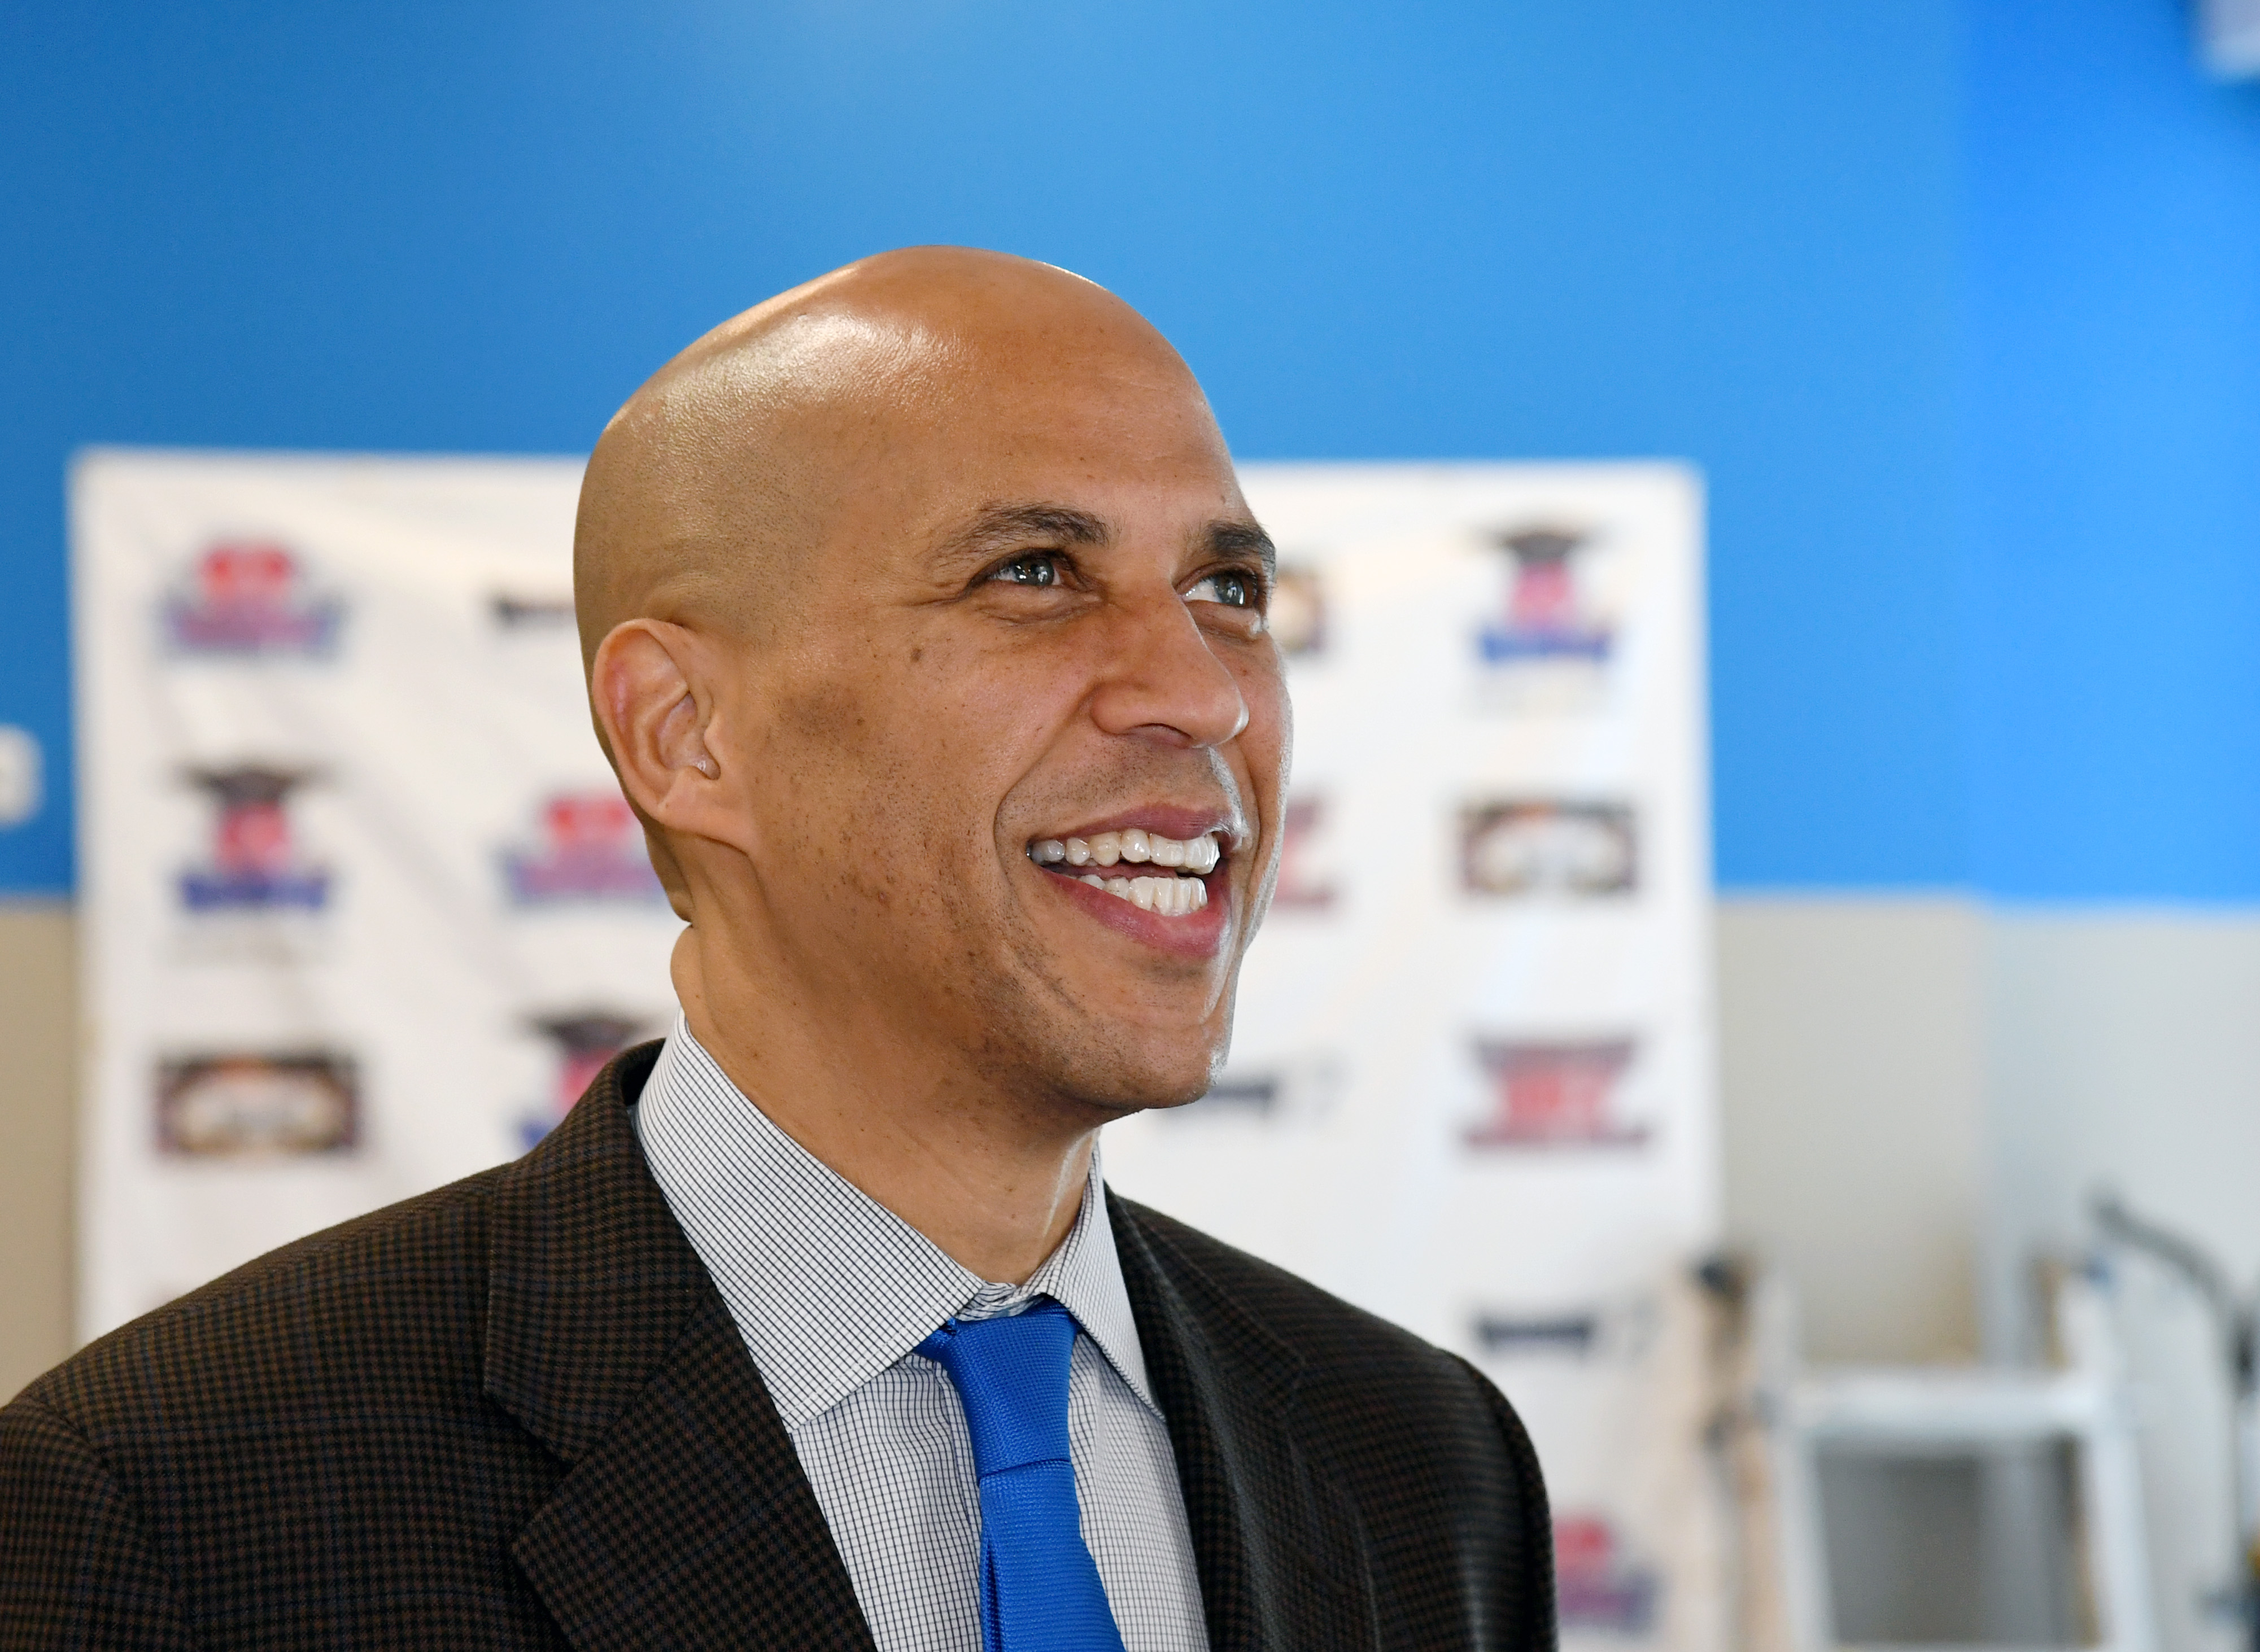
[989,554,1059,588]
[1187,570,1257,608]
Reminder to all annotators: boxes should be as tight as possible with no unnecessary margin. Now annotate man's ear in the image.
[589,619,750,855]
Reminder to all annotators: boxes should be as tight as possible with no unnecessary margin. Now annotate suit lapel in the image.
[484,1044,874,1652]
[481,1049,1374,1650]
[1111,1197,1381,1652]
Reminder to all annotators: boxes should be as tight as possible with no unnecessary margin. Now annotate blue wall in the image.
[1965,0,2260,902]
[2,2,2252,899]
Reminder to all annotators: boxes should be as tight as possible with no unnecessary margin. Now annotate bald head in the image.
[573,247,1219,674]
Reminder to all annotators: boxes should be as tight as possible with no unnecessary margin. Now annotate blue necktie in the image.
[917,1300,1129,1652]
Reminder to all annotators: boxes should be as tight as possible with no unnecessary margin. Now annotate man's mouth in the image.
[1026,828,1224,919]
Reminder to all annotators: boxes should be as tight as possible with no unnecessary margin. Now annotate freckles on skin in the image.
[758,468,1272,1102]
[769,626,1004,942]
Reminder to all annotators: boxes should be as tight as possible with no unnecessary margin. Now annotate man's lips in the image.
[1020,811,1235,956]
[1035,858,1230,957]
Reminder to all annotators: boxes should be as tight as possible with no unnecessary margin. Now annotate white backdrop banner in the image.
[75,449,1718,1646]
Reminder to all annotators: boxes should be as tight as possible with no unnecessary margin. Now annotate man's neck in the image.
[673,929,1097,1285]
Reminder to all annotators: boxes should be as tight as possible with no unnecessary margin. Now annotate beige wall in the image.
[1716,896,1987,1362]
[1982,908,2260,1344]
[0,900,75,1402]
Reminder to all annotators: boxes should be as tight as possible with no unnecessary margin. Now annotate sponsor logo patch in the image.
[163,541,343,658]
[1459,799,1636,897]
[1477,526,1611,665]
[1170,1052,1343,1125]
[1268,565,1328,659]
[501,790,665,906]
[1471,1312,1601,1357]
[1554,1514,1661,1636]
[155,1051,359,1156]
[1465,1038,1648,1148]
[517,1009,647,1150]
[0,725,42,828]
[488,591,576,630]
[1471,1294,1657,1362]
[178,766,330,913]
[1272,794,1340,911]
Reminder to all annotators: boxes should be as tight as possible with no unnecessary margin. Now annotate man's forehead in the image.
[577,250,1247,655]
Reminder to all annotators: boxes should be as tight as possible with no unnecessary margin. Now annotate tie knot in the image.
[917,1299,1078,1478]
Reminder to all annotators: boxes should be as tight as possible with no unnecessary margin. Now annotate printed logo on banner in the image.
[1272,794,1340,911]
[155,1051,359,1157]
[1476,526,1611,665]
[488,591,576,630]
[1554,1515,1662,1637]
[1464,1038,1649,1149]
[517,1009,649,1150]
[0,724,43,828]
[1268,565,1328,659]
[178,766,330,913]
[1471,1310,1602,1358]
[1471,1295,1657,1362]
[1459,799,1636,898]
[1167,1052,1343,1125]
[501,790,666,906]
[162,541,344,658]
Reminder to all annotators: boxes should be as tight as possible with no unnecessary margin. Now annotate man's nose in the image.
[1086,588,1250,749]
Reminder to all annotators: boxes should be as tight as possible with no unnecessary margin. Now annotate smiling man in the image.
[0,249,1555,1651]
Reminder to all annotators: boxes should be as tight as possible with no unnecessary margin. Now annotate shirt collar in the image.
[632,1013,1157,1431]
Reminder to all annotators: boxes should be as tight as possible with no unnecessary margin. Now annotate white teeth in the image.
[1067,869,1212,916]
[1038,828,1225,917]
[1040,829,1221,871]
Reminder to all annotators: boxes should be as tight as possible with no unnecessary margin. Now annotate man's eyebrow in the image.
[932,503,1276,580]
[935,502,1111,566]
[1207,519,1277,579]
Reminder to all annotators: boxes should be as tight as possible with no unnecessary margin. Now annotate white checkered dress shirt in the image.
[634,1016,1211,1652]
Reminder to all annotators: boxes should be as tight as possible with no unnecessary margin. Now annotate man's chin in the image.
[1042,1034,1224,1120]
[984,947,1235,1115]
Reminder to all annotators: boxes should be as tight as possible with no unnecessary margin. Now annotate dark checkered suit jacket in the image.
[1,1043,1555,1650]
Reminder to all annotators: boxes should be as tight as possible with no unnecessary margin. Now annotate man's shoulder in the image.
[14,1042,675,1449]
[0,1047,738,1647]
[1111,1193,1492,1401]
[14,1164,512,1443]
[1111,1190,1553,1634]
